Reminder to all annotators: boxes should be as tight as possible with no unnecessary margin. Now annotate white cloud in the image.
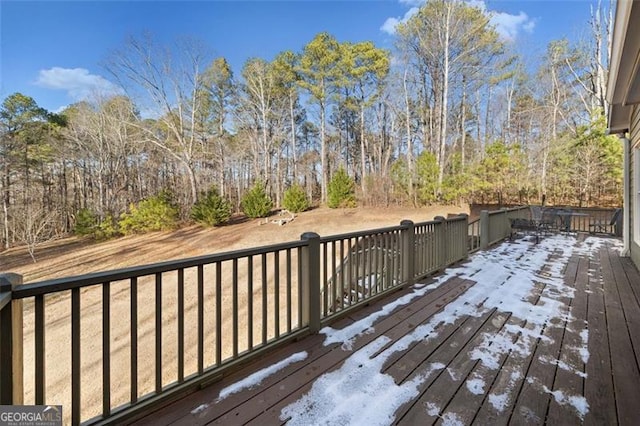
[491,11,536,41]
[523,19,536,34]
[380,7,419,35]
[381,17,401,35]
[471,0,536,42]
[381,0,536,42]
[398,0,423,6]
[35,67,122,101]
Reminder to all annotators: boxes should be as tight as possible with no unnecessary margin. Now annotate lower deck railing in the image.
[0,205,616,424]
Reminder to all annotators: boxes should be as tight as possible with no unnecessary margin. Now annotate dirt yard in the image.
[1,205,470,423]
[3,205,471,283]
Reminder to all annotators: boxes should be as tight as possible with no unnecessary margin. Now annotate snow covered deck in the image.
[131,234,640,425]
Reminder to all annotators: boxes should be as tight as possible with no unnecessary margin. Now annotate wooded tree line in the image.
[0,0,622,251]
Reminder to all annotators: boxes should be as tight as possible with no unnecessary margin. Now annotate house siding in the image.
[630,105,640,267]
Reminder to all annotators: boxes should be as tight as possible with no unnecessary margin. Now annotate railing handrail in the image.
[319,224,404,243]
[15,215,474,298]
[486,206,527,216]
[415,213,468,228]
[13,239,308,299]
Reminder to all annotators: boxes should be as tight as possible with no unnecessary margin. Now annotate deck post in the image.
[457,214,470,259]
[0,273,23,405]
[400,220,415,287]
[300,232,321,333]
[434,216,447,268]
[480,210,489,250]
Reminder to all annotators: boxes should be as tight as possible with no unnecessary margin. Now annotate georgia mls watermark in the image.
[0,406,62,426]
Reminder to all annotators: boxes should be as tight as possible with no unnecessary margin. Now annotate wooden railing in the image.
[3,241,312,425]
[318,225,404,321]
[0,273,22,408]
[468,218,481,253]
[560,207,622,234]
[480,206,530,248]
[4,205,607,425]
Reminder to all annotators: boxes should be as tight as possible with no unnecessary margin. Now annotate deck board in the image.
[584,249,617,426]
[245,278,475,426]
[396,309,508,425]
[546,255,588,424]
[603,248,640,424]
[129,236,640,426]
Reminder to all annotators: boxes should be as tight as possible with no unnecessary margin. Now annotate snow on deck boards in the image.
[131,235,640,426]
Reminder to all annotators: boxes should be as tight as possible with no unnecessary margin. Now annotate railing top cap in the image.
[0,273,23,290]
[301,232,320,239]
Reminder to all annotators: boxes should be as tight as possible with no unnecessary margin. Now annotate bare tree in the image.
[15,207,56,262]
[397,0,503,194]
[63,96,138,218]
[106,33,211,205]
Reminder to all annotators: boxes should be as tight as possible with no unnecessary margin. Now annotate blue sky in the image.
[1,0,596,113]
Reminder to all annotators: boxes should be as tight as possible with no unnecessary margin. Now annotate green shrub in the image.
[119,192,179,235]
[191,188,232,226]
[96,215,119,240]
[282,184,310,213]
[327,168,356,208]
[241,182,273,218]
[390,158,410,199]
[416,151,439,204]
[74,208,98,236]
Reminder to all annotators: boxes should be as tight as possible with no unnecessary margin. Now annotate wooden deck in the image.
[131,235,640,425]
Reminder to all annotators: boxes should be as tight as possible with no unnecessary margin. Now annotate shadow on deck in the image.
[131,234,640,425]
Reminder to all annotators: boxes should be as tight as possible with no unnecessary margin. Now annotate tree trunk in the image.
[360,105,367,194]
[184,161,198,204]
[2,174,9,250]
[403,68,415,204]
[437,4,451,194]
[276,153,282,207]
[320,100,328,203]
[460,83,467,168]
[289,94,298,182]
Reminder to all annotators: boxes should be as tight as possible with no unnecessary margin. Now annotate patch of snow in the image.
[539,356,587,378]
[321,281,444,349]
[486,367,522,412]
[465,236,603,369]
[217,351,308,401]
[489,392,509,412]
[281,235,608,424]
[466,377,486,395]
[190,404,208,415]
[518,405,542,423]
[425,401,440,416]
[543,385,589,420]
[425,362,447,374]
[470,325,543,369]
[440,412,465,426]
[578,328,590,363]
[280,337,429,426]
[446,367,459,380]
[578,346,591,364]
